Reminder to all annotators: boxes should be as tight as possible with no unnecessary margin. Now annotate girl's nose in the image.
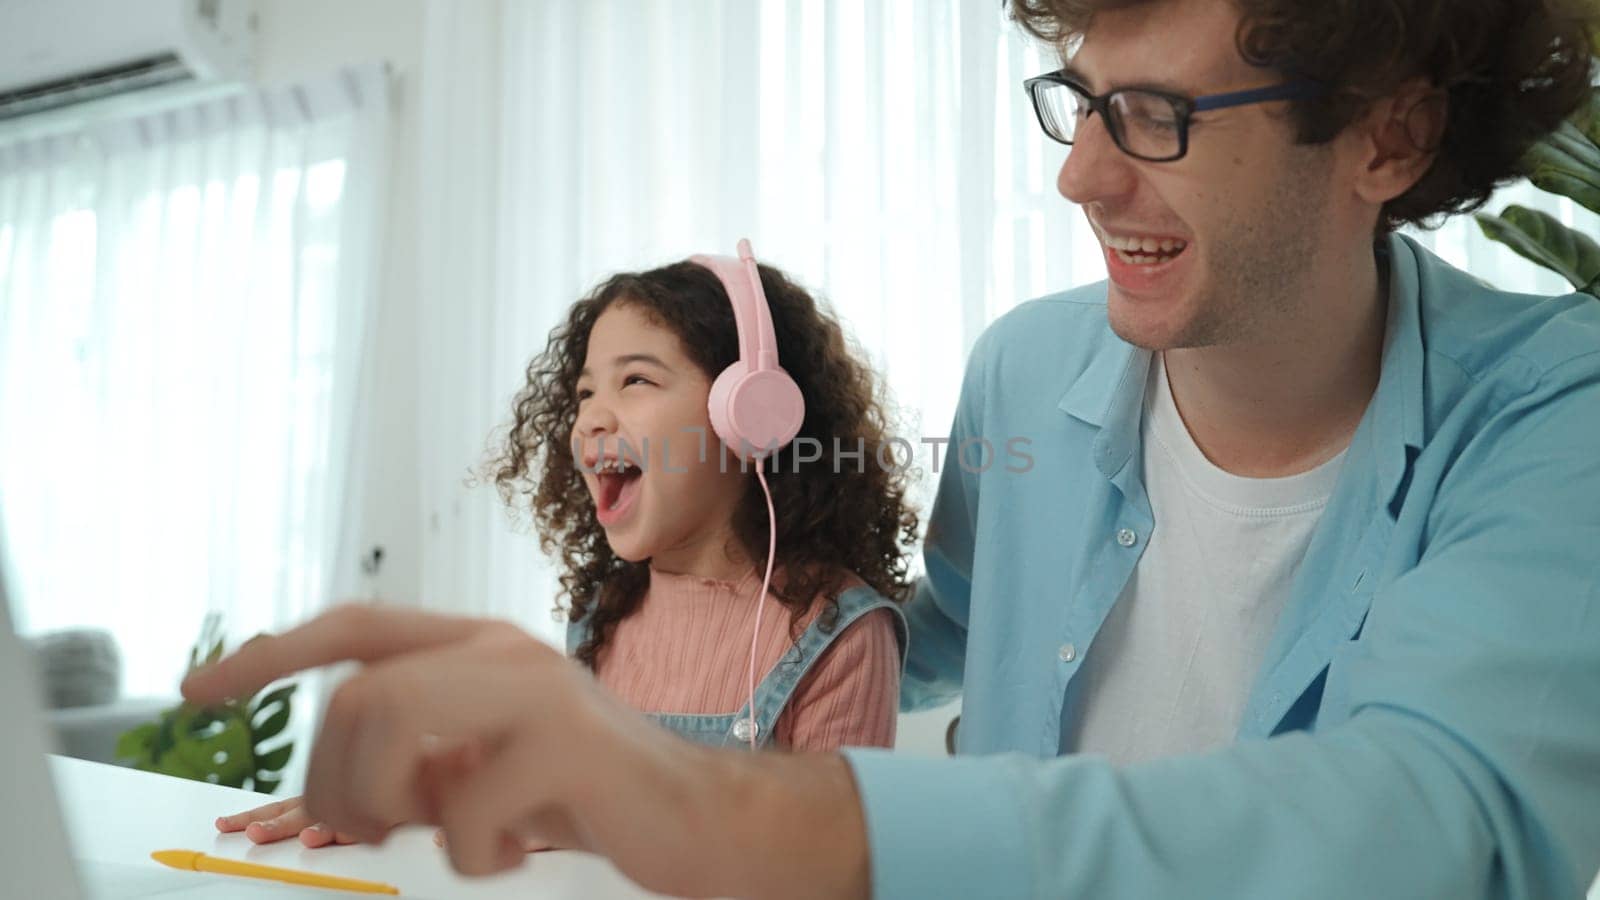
[575,397,619,438]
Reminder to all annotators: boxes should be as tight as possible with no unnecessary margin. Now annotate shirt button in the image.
[732,717,759,743]
[1058,643,1077,663]
[1116,528,1138,547]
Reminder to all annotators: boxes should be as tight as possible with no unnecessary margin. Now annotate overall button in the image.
[1058,643,1077,663]
[732,717,759,743]
[1116,528,1138,548]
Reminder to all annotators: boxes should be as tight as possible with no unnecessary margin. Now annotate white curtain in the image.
[414,0,1596,650]
[0,66,391,700]
[415,0,1010,644]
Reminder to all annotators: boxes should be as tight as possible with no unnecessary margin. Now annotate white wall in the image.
[254,0,426,607]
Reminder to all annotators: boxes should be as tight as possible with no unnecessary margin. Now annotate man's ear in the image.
[1351,77,1448,206]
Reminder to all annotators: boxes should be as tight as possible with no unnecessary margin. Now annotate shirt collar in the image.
[1055,231,1426,500]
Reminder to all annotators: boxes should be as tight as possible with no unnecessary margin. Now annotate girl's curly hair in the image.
[1009,0,1598,231]
[489,260,920,670]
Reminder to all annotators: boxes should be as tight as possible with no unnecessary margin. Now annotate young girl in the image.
[217,248,920,848]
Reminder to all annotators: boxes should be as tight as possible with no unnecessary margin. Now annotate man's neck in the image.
[1161,244,1388,478]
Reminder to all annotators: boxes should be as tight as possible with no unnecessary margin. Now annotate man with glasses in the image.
[181,1,1600,898]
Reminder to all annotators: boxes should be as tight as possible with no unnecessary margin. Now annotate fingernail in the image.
[309,823,331,834]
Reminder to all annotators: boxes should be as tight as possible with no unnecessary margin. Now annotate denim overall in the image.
[566,584,908,748]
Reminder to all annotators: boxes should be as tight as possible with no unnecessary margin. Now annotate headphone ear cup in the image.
[709,364,805,461]
[708,362,748,452]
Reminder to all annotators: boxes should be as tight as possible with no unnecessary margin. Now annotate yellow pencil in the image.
[151,849,400,895]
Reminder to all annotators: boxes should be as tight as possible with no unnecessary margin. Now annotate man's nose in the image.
[1057,112,1138,207]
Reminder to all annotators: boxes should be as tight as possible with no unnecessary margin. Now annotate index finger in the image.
[181,604,495,705]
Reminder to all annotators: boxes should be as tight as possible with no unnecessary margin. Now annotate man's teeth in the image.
[1102,233,1187,264]
[1101,233,1186,253]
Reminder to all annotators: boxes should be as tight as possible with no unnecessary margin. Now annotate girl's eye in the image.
[576,387,593,401]
[623,374,653,388]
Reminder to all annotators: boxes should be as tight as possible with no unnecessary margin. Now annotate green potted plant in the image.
[115,613,296,793]
[1476,78,1600,296]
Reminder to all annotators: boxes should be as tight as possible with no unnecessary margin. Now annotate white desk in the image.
[51,754,1600,899]
[51,756,674,899]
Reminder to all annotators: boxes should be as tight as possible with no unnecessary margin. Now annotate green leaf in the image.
[1528,168,1600,217]
[1576,86,1600,148]
[152,752,204,781]
[255,743,293,773]
[117,614,301,793]
[251,684,293,738]
[249,684,297,719]
[1520,122,1600,215]
[151,710,180,761]
[1476,206,1600,290]
[164,707,254,787]
[1547,120,1600,166]
[187,612,225,674]
[114,723,158,764]
[253,701,291,743]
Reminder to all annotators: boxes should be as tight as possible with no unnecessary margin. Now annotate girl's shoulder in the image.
[794,568,880,621]
[770,572,906,751]
[806,569,907,656]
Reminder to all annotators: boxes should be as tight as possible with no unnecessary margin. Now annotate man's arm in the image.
[182,604,877,899]
[844,362,1600,899]
[178,355,1596,900]
[900,333,989,713]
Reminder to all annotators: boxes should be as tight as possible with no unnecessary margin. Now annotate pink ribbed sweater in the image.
[592,568,901,750]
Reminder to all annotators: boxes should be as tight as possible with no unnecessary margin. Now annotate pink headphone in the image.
[690,239,806,462]
[689,238,804,750]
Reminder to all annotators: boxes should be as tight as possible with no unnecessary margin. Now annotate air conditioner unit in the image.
[0,0,256,122]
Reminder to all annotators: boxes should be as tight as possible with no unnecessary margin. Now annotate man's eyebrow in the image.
[1057,62,1195,98]
[1057,63,1094,88]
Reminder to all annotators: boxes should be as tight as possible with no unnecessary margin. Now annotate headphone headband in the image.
[690,238,779,373]
[689,239,805,461]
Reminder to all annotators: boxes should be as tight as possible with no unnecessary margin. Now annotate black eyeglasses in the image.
[1022,70,1326,162]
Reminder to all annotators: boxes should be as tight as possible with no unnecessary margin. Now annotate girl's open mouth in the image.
[595,459,642,527]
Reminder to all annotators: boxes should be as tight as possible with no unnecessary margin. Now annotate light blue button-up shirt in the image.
[844,234,1600,899]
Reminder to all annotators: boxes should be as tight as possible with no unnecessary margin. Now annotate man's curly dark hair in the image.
[488,260,920,669]
[1009,0,1599,231]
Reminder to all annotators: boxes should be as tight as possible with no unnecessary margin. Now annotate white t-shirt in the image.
[1062,353,1347,765]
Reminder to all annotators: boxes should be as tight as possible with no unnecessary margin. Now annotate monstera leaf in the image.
[115,613,297,793]
[1478,80,1600,298]
[1567,85,1600,151]
[1476,204,1600,294]
[1521,120,1600,216]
